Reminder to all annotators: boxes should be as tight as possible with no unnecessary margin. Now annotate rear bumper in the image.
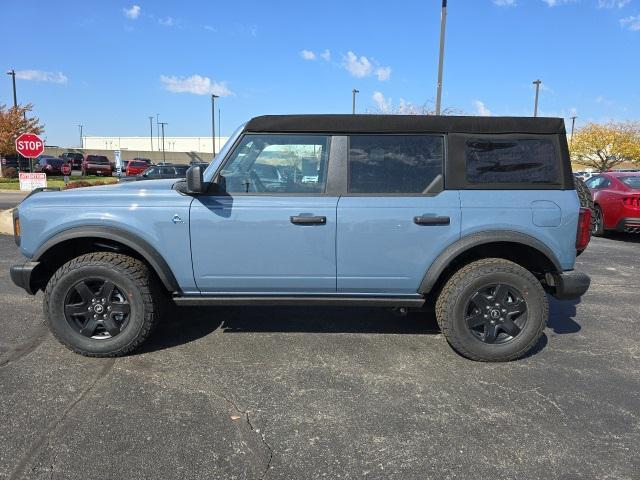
[615,217,640,233]
[10,261,40,295]
[549,271,590,300]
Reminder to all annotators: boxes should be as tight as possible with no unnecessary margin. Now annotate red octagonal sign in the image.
[15,132,45,158]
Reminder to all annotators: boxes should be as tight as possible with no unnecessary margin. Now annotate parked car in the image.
[60,152,84,169]
[125,159,152,176]
[585,171,640,235]
[10,115,591,362]
[120,164,190,182]
[82,155,112,176]
[34,156,65,175]
[1,154,31,172]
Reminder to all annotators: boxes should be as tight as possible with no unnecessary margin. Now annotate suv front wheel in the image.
[436,258,548,362]
[44,252,162,357]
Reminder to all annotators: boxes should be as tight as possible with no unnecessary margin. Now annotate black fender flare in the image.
[418,230,563,294]
[33,225,180,293]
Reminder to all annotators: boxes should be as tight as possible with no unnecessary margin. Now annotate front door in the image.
[190,133,338,294]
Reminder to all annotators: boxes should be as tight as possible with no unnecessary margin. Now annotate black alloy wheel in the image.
[63,278,131,339]
[464,283,528,344]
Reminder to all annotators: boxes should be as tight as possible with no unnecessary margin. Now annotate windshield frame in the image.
[203,123,245,183]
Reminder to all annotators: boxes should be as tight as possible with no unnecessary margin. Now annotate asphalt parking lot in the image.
[0,233,638,480]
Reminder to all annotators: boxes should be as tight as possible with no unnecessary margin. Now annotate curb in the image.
[0,209,14,236]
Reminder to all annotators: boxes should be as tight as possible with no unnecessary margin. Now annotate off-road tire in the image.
[43,252,162,357]
[435,258,548,362]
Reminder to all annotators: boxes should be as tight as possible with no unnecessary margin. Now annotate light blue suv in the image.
[10,115,592,361]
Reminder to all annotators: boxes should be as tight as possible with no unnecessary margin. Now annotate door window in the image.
[348,135,443,193]
[220,134,330,193]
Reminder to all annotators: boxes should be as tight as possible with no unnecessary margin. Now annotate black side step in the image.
[173,296,425,308]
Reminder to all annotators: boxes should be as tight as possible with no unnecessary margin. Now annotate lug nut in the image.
[502,309,507,313]
[107,306,112,311]
[483,314,488,318]
[101,298,106,303]
[93,314,97,318]
[92,298,96,303]
[88,307,92,311]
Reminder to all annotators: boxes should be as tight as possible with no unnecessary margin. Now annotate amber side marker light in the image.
[12,211,20,246]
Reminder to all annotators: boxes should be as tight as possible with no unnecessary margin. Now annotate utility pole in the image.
[435,0,448,116]
[148,116,154,151]
[78,125,83,148]
[6,69,17,109]
[352,89,359,114]
[570,115,577,147]
[156,114,160,153]
[532,79,542,117]
[218,108,221,147]
[159,122,168,163]
[211,94,219,156]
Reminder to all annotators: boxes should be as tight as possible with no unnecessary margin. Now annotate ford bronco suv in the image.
[10,115,591,362]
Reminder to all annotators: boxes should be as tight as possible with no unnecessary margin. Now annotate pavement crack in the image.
[0,323,49,370]
[8,358,115,480]
[219,393,274,480]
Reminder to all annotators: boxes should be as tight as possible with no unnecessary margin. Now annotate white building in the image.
[82,136,229,154]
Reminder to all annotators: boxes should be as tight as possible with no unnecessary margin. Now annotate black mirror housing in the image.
[186,165,205,194]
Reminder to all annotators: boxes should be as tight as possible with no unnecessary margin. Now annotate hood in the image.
[20,178,185,208]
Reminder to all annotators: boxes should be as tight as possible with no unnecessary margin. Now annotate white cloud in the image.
[123,4,141,19]
[473,100,492,116]
[343,51,373,78]
[158,16,174,27]
[372,91,390,113]
[343,51,391,82]
[542,0,575,6]
[320,49,331,61]
[300,49,316,60]
[375,66,392,81]
[204,25,217,32]
[598,0,631,8]
[160,75,233,96]
[15,70,68,84]
[493,0,517,6]
[620,14,640,30]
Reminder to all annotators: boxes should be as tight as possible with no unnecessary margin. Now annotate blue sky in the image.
[1,0,639,146]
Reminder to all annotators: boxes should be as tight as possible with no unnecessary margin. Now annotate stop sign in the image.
[15,133,45,158]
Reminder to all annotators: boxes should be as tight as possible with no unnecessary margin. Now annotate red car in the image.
[82,155,112,176]
[126,159,151,176]
[585,171,640,235]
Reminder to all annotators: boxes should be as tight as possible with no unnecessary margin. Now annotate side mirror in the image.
[186,165,205,194]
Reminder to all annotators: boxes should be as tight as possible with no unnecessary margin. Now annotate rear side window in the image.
[465,138,558,184]
[348,135,443,193]
[620,176,640,189]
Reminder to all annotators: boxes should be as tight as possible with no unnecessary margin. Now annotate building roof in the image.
[244,115,566,135]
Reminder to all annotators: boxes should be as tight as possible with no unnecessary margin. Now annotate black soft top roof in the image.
[245,115,566,135]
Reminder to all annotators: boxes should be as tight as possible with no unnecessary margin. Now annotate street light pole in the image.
[570,115,577,147]
[78,125,83,148]
[148,116,154,151]
[6,69,17,109]
[352,89,359,114]
[532,79,542,117]
[156,114,160,153]
[211,94,219,156]
[435,0,448,116]
[218,108,221,146]
[159,122,168,163]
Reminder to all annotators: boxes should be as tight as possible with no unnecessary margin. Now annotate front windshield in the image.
[203,123,245,182]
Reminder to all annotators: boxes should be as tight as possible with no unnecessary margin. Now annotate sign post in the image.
[15,133,46,191]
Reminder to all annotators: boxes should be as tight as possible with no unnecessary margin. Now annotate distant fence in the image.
[43,147,212,165]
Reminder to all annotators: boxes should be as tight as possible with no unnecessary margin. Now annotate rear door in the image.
[190,133,339,293]
[337,134,461,294]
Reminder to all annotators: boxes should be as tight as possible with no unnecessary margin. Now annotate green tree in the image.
[0,104,45,156]
[570,122,640,172]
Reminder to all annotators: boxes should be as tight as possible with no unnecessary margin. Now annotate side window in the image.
[220,134,330,194]
[348,135,443,194]
[585,176,602,189]
[465,137,559,184]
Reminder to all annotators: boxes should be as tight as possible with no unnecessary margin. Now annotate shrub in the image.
[64,180,92,189]
[1,167,18,178]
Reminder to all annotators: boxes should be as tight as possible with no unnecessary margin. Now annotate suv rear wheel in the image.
[435,258,548,362]
[43,252,162,357]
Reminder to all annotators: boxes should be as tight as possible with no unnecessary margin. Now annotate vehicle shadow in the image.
[137,304,440,354]
[602,232,640,244]
[138,297,583,357]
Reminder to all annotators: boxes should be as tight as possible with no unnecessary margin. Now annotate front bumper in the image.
[10,261,40,295]
[548,271,591,300]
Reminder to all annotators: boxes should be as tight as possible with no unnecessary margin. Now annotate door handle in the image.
[414,215,450,226]
[290,215,326,225]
